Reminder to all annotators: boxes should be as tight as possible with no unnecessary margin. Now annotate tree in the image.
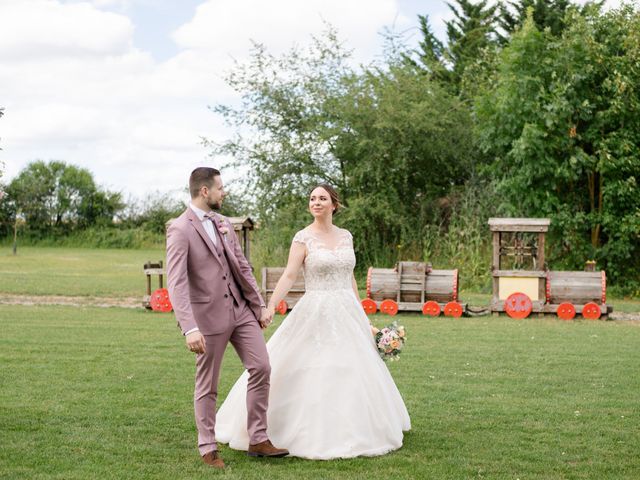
[476,6,640,289]
[210,27,476,266]
[411,0,499,93]
[498,0,604,40]
[208,27,356,218]
[4,160,124,237]
[410,14,449,82]
[446,0,499,87]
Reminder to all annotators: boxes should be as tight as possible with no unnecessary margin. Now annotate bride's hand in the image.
[370,325,380,336]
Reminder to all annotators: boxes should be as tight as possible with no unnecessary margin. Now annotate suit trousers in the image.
[194,300,270,455]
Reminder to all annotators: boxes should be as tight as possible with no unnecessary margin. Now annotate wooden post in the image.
[537,232,546,307]
[492,232,500,306]
[537,232,545,270]
[396,262,402,303]
[492,232,500,270]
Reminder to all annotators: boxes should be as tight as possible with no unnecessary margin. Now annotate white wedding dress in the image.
[215,227,411,459]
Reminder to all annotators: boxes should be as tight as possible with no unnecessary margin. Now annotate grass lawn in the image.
[1,305,639,479]
[0,247,165,297]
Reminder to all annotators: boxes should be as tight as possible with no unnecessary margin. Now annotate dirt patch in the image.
[2,294,639,320]
[0,293,141,309]
[608,311,640,322]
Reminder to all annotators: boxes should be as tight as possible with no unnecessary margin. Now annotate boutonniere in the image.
[218,220,230,237]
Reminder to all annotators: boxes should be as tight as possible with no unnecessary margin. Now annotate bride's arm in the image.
[351,274,361,301]
[266,241,306,317]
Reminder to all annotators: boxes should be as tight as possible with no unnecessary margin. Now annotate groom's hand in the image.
[186,331,206,354]
[259,307,273,330]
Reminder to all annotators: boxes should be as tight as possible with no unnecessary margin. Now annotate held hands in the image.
[259,306,275,330]
[186,331,206,354]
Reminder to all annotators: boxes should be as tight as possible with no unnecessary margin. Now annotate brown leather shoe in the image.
[202,450,225,469]
[247,440,289,458]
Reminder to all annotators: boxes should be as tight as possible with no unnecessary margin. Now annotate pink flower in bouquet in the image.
[374,321,406,362]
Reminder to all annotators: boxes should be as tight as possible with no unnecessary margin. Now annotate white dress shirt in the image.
[190,203,217,246]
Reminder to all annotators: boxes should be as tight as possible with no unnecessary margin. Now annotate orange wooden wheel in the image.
[504,292,532,319]
[150,288,172,312]
[582,302,601,320]
[379,299,399,316]
[557,302,576,320]
[444,301,463,318]
[361,298,377,315]
[422,300,441,316]
[276,300,288,315]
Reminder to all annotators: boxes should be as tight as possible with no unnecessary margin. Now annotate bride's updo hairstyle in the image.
[310,183,342,213]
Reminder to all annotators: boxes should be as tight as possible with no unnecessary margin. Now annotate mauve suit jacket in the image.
[166,208,264,335]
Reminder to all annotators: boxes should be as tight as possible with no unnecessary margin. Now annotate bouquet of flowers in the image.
[372,321,406,361]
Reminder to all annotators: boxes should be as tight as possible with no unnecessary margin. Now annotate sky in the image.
[0,0,623,201]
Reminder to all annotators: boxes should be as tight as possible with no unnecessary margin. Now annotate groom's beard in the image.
[207,199,222,211]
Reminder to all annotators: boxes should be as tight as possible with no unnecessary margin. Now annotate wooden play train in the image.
[260,218,611,320]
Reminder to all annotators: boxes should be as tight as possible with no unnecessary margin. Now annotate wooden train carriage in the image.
[364,261,464,317]
[261,267,305,313]
[544,270,608,319]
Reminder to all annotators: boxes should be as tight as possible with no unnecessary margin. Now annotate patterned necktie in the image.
[203,211,220,248]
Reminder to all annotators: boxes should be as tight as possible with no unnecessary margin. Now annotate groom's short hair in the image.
[189,167,220,198]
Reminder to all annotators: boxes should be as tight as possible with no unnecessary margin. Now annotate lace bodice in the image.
[293,227,356,291]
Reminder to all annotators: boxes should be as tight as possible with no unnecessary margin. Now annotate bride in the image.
[215,184,411,460]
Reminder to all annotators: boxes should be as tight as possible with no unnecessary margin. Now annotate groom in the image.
[166,167,289,468]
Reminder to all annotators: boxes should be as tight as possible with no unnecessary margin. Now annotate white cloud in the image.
[173,0,408,59]
[0,0,133,61]
[1,0,412,198]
